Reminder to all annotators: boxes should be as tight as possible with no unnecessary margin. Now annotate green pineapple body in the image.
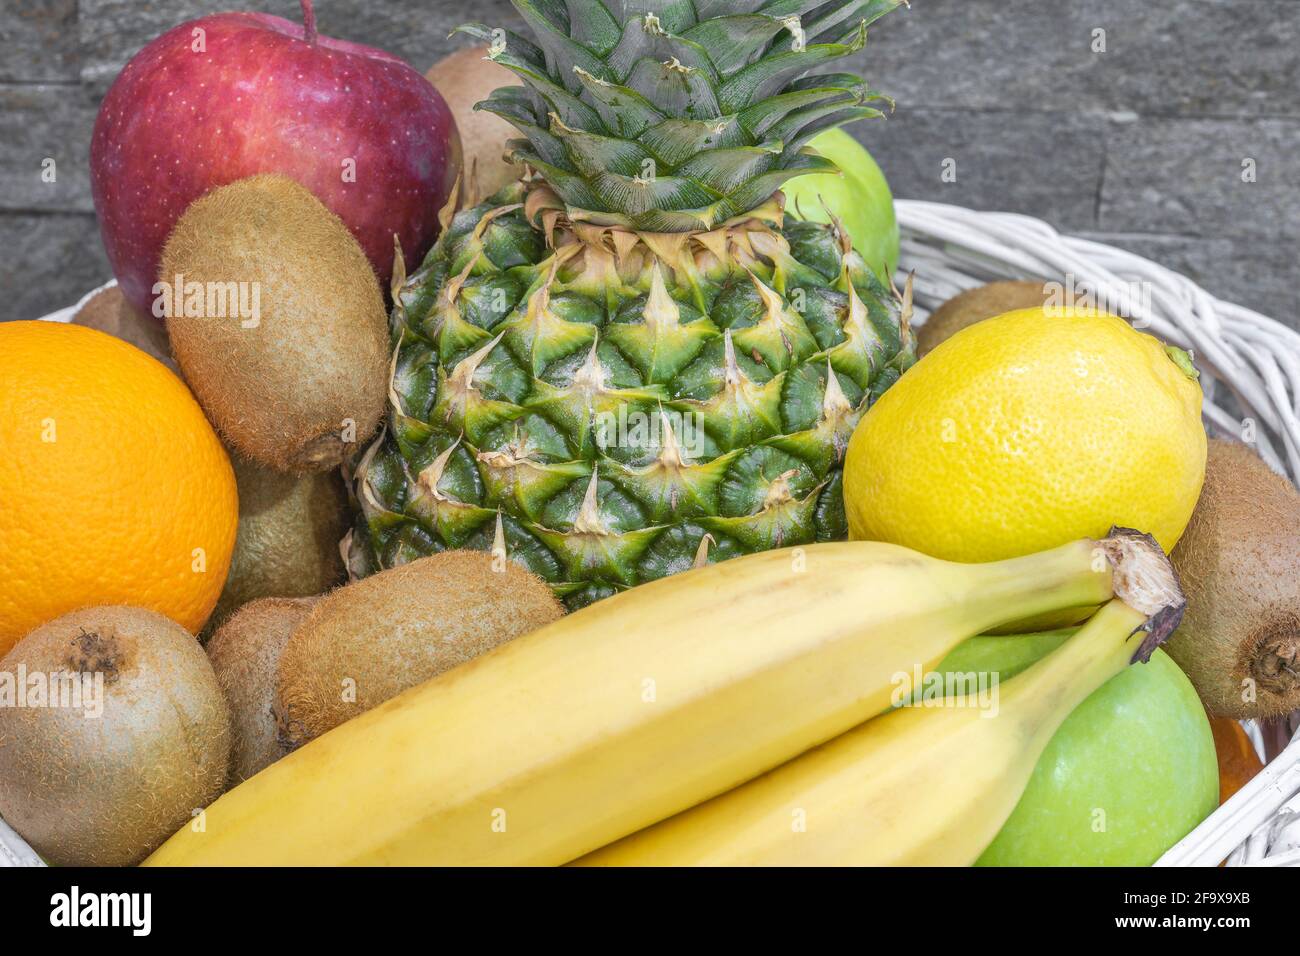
[354,182,912,607]
[352,0,913,606]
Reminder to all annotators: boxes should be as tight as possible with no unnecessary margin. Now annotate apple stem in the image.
[300,0,318,45]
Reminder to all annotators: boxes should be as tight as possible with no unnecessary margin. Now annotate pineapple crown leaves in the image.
[455,0,900,231]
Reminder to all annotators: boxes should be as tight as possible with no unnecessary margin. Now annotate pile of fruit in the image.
[1,0,1294,867]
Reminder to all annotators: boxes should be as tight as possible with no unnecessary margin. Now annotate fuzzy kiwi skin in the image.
[1167,438,1300,718]
[206,597,315,783]
[160,174,388,473]
[205,454,347,633]
[73,285,177,371]
[917,281,1051,357]
[278,551,565,748]
[0,606,231,866]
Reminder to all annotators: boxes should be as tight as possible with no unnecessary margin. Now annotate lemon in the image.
[844,308,1207,562]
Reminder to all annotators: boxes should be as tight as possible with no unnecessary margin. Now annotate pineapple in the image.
[351,0,915,608]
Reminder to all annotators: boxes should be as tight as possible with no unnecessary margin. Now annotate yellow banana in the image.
[145,532,1164,866]
[577,598,1175,866]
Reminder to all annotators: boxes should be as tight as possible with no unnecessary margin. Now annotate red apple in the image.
[91,0,459,317]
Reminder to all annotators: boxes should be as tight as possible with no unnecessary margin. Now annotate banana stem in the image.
[956,540,1110,635]
[999,599,1149,740]
[958,528,1184,653]
[1094,527,1187,661]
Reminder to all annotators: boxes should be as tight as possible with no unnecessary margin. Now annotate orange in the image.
[1210,717,1264,805]
[0,321,238,653]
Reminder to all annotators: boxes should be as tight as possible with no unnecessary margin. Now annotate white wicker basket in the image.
[2,200,1297,867]
[897,200,1300,868]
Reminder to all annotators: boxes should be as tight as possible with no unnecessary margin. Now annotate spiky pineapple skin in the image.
[353,181,913,608]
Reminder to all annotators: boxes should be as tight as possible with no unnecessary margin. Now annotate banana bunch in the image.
[145,530,1182,866]
[576,600,1150,865]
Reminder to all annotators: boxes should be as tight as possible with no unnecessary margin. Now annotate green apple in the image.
[782,127,898,283]
[934,632,1219,866]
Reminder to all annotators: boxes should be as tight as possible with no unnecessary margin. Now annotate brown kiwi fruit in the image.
[426,46,522,199]
[160,174,388,473]
[277,551,564,747]
[0,606,231,866]
[917,280,1051,357]
[72,285,177,372]
[206,597,315,782]
[206,454,348,632]
[1166,438,1300,718]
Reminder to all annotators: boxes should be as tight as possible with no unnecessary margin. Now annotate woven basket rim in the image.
[894,199,1300,868]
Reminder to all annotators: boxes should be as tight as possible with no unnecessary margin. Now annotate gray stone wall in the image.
[2,0,1296,326]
